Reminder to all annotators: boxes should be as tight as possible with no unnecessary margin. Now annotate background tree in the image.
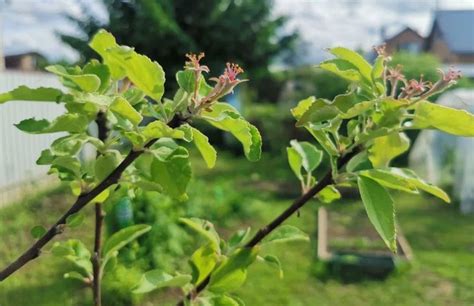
[60,0,298,96]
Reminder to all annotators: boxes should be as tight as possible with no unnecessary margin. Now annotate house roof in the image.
[384,27,423,44]
[432,10,474,54]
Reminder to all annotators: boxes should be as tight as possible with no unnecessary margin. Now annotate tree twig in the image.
[92,203,105,306]
[0,116,185,281]
[92,112,108,306]
[177,147,361,305]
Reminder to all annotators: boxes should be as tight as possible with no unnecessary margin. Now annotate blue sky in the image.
[2,0,473,62]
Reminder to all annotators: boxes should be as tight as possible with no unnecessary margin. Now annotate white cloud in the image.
[274,0,474,63]
[1,0,473,62]
[2,0,106,60]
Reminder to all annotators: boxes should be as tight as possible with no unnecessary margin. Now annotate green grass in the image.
[1,153,473,306]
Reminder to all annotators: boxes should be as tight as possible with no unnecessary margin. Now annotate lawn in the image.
[1,152,473,306]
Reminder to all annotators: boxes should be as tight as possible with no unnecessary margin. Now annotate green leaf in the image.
[83,59,111,93]
[142,121,190,143]
[289,140,323,174]
[191,127,217,168]
[95,151,121,182]
[180,218,220,250]
[399,169,450,202]
[201,102,262,162]
[110,96,143,126]
[102,224,152,259]
[133,270,192,294]
[286,147,303,181]
[122,87,146,105]
[15,114,89,134]
[357,176,396,252]
[30,225,46,239]
[319,59,361,81]
[66,212,85,228]
[190,243,218,285]
[306,124,339,156]
[332,92,361,113]
[89,29,126,79]
[316,185,341,203]
[362,168,450,202]
[0,86,64,104]
[346,151,372,172]
[262,225,309,245]
[210,295,242,306]
[150,146,192,200]
[359,169,418,194]
[64,271,88,282]
[412,100,474,136]
[291,96,315,120]
[329,47,373,81]
[51,239,92,276]
[368,132,410,167]
[260,255,283,278]
[339,100,375,119]
[372,55,385,81]
[107,47,165,101]
[46,65,101,93]
[227,227,251,250]
[208,247,259,293]
[176,70,196,93]
[296,98,340,126]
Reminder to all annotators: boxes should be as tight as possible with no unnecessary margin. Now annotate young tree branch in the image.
[0,142,151,281]
[0,116,185,281]
[92,203,105,306]
[92,112,108,306]
[177,147,361,305]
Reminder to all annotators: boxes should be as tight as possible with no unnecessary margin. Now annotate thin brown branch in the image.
[177,147,361,305]
[92,203,105,306]
[0,141,152,281]
[0,116,184,281]
[92,113,108,306]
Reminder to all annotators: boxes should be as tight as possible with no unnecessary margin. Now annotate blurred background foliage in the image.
[60,0,298,97]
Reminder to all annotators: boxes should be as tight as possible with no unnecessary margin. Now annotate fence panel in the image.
[0,71,64,206]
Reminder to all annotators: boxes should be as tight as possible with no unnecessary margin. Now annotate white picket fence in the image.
[0,71,64,206]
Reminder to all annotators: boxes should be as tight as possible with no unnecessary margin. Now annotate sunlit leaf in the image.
[180,218,220,250]
[191,127,217,168]
[262,225,309,245]
[15,114,89,134]
[208,247,259,293]
[201,102,261,162]
[357,176,396,252]
[110,96,143,126]
[369,132,410,167]
[412,100,474,136]
[133,270,191,294]
[190,243,218,285]
[102,224,151,259]
[0,86,64,104]
[46,65,101,93]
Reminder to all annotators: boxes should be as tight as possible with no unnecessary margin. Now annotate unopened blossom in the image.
[387,64,405,97]
[373,44,387,57]
[417,67,462,100]
[200,62,247,107]
[438,67,462,84]
[185,52,210,73]
[400,76,432,98]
